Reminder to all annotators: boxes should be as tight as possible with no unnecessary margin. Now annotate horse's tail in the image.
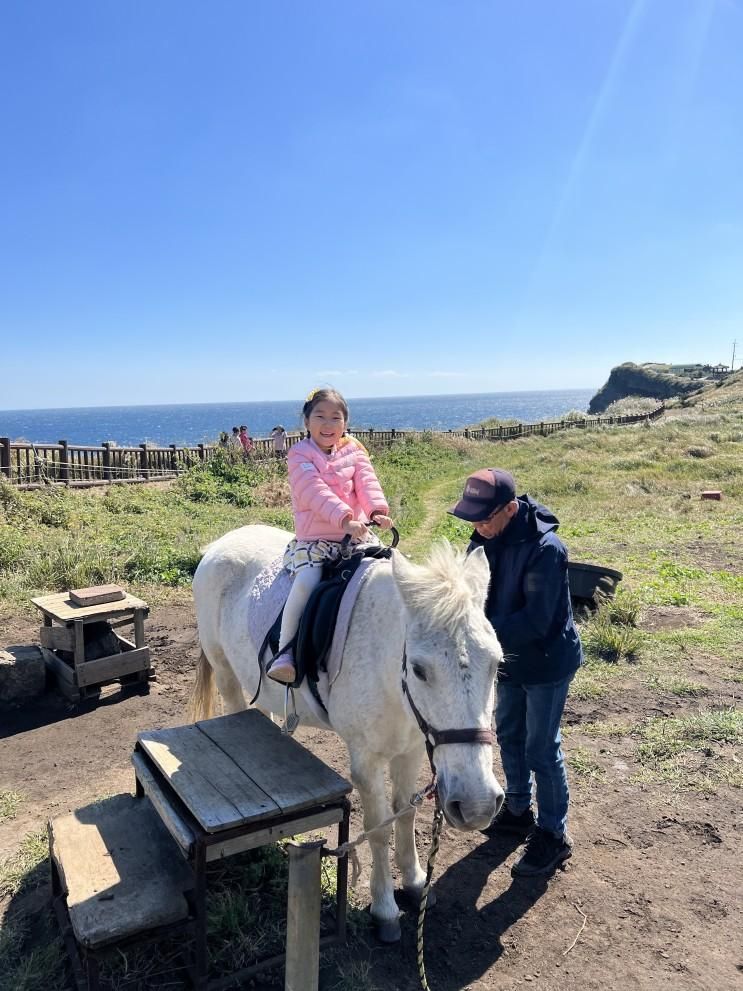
[188,648,217,722]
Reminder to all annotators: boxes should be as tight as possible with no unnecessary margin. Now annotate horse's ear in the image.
[391,550,423,610]
[464,545,491,610]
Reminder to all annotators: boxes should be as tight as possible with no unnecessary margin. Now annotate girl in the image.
[268,388,394,683]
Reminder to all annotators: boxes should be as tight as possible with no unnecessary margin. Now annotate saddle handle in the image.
[340,522,400,556]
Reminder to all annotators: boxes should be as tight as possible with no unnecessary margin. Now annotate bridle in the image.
[401,646,493,772]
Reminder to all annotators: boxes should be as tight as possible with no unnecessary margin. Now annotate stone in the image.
[0,645,48,703]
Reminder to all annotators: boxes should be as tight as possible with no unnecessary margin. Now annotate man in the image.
[449,468,582,876]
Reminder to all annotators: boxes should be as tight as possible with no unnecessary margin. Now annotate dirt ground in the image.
[1,603,741,991]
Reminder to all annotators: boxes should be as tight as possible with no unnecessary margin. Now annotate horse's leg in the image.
[349,749,401,942]
[207,644,247,716]
[390,750,427,898]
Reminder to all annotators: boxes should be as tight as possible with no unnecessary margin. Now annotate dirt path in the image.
[2,601,741,989]
[404,474,464,559]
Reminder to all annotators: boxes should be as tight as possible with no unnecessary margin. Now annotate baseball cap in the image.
[448,468,517,522]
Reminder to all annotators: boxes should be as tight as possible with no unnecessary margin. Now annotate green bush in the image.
[0,527,24,570]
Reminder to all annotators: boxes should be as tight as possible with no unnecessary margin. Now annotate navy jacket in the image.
[469,495,583,685]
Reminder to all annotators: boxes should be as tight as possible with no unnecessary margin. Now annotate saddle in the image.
[255,542,393,711]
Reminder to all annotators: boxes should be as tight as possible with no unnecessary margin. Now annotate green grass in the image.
[0,791,24,823]
[633,708,743,791]
[570,658,627,700]
[643,673,710,697]
[567,747,605,779]
[0,914,66,991]
[0,830,48,899]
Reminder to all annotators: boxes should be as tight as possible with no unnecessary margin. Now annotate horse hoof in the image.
[400,885,437,909]
[373,916,402,943]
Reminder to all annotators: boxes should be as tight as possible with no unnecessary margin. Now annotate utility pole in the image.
[732,340,737,372]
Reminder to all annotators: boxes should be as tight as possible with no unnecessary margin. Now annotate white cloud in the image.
[371,369,408,378]
[428,370,469,378]
[314,369,359,376]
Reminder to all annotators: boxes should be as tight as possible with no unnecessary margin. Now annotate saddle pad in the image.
[247,556,291,661]
[247,555,383,689]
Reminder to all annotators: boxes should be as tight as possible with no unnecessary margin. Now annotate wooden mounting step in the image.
[50,794,193,950]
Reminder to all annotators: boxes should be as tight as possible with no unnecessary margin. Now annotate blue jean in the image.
[494,675,573,837]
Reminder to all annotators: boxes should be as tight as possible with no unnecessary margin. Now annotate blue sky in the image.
[1,0,741,408]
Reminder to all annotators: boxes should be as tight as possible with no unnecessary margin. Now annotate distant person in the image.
[229,426,241,448]
[267,388,393,684]
[449,468,583,877]
[239,425,253,456]
[271,424,288,458]
[218,431,229,448]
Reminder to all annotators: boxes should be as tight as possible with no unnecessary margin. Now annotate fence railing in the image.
[0,405,664,489]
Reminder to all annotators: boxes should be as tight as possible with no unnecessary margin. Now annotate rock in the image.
[588,362,702,414]
[0,645,48,702]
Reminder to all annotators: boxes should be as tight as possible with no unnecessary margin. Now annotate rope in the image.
[323,781,436,887]
[416,800,444,991]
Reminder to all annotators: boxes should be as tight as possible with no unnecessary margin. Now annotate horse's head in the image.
[392,542,505,831]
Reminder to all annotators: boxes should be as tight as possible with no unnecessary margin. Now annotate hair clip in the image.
[305,388,320,402]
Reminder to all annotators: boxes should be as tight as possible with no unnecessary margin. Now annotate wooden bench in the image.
[133,709,353,991]
[49,794,195,991]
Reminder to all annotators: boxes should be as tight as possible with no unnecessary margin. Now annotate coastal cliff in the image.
[588,362,704,414]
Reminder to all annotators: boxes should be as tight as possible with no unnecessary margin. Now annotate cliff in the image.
[588,363,704,414]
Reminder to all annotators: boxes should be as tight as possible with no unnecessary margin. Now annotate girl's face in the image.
[306,399,346,451]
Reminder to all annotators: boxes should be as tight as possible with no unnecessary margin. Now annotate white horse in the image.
[190,524,504,940]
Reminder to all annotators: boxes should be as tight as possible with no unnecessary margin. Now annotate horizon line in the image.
[0,385,597,416]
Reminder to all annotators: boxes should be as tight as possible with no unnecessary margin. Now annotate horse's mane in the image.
[403,541,477,632]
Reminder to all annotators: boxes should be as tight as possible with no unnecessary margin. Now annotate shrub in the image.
[685,446,713,459]
[582,615,642,662]
[0,480,24,520]
[25,490,72,528]
[26,537,117,592]
[0,527,24,570]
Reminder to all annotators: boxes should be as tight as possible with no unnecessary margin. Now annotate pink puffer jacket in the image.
[287,437,390,541]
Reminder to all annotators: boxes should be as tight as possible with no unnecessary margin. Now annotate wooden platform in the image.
[32,590,148,624]
[133,709,353,990]
[50,794,193,950]
[32,589,151,701]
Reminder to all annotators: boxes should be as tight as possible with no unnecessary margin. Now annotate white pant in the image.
[278,567,323,649]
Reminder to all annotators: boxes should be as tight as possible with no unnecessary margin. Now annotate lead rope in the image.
[324,781,437,887]
[416,796,444,991]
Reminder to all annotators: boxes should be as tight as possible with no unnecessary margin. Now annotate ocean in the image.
[0,389,595,447]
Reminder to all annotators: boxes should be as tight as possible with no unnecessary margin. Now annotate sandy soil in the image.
[1,603,741,991]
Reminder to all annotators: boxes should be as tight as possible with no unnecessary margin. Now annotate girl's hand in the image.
[371,514,394,530]
[343,519,368,542]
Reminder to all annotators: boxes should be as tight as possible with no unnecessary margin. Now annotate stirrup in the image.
[282,686,300,736]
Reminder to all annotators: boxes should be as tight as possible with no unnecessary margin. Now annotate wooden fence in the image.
[0,405,664,489]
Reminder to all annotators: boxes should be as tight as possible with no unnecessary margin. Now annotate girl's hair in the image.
[302,388,349,423]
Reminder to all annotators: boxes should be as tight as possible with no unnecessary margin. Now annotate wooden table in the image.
[32,590,151,701]
[132,709,352,991]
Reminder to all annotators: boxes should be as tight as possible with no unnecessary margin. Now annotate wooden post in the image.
[102,443,112,482]
[170,444,178,473]
[0,438,10,479]
[58,440,70,485]
[133,609,145,649]
[285,840,324,991]
[139,444,148,479]
[73,619,85,668]
[198,443,205,462]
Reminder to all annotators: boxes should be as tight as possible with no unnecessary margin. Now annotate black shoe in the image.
[482,804,536,838]
[511,826,573,877]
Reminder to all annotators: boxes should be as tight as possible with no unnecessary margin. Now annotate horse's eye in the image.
[412,664,427,682]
